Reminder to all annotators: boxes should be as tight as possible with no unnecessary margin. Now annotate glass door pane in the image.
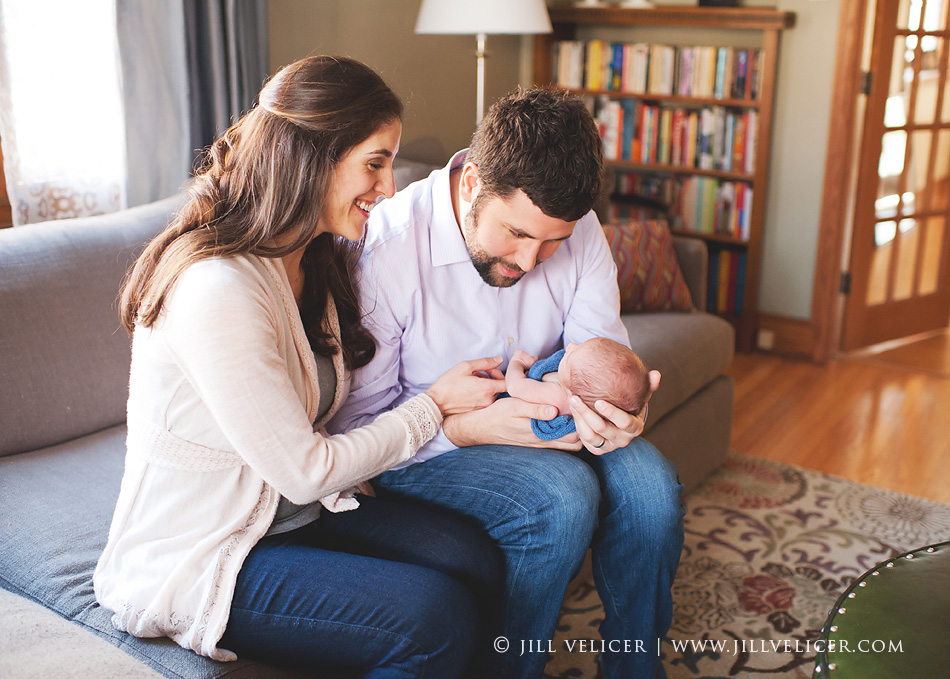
[919,215,946,293]
[893,217,920,299]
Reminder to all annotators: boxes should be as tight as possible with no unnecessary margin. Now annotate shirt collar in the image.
[430,149,473,268]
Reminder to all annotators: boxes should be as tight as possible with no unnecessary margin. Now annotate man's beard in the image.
[464,196,526,288]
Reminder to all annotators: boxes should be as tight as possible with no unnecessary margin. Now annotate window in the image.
[0,0,126,225]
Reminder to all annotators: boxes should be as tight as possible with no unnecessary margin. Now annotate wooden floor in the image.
[726,338,950,505]
[852,329,950,378]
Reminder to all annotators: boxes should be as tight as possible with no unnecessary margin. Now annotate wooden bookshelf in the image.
[534,6,795,351]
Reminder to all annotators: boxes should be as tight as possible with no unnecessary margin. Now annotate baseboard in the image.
[755,313,817,359]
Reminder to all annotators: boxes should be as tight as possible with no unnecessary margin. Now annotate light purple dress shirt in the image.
[328,150,629,467]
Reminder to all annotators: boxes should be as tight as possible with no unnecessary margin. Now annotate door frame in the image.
[810,0,872,363]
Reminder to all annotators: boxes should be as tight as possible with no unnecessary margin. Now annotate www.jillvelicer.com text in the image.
[494,637,904,656]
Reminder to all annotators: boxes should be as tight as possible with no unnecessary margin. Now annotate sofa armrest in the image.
[671,235,707,308]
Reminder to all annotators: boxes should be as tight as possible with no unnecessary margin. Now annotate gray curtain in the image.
[117,0,191,208]
[184,0,269,164]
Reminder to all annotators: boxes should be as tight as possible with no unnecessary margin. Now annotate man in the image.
[329,89,684,679]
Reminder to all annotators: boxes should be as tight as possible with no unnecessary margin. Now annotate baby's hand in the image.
[510,349,538,369]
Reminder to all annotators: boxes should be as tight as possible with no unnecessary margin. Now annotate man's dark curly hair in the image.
[466,88,603,222]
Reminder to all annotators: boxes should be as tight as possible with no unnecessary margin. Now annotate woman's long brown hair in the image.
[120,56,403,370]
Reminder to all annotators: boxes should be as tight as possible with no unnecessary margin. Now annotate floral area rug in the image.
[543,453,950,678]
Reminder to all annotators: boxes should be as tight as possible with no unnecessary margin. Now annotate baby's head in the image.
[557,338,656,415]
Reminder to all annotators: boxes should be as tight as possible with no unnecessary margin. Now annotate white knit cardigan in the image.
[93,253,442,661]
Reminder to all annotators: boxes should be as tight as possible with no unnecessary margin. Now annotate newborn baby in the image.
[505,337,660,441]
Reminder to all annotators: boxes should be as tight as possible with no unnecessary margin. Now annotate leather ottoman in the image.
[813,541,950,677]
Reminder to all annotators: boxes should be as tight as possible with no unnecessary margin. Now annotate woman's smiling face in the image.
[318,119,402,241]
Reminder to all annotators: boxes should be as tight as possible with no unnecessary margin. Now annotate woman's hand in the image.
[425,356,508,416]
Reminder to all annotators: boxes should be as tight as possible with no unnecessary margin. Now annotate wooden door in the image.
[841,0,950,351]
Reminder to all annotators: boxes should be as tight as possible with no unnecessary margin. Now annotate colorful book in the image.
[733,114,746,170]
[707,246,719,312]
[744,110,757,174]
[670,109,686,166]
[714,47,727,99]
[740,186,753,240]
[723,113,735,172]
[735,252,747,313]
[750,50,761,100]
[713,106,726,170]
[717,249,730,313]
[659,108,673,165]
[734,49,748,99]
[609,43,624,90]
[699,108,715,170]
[586,41,603,90]
[686,111,699,168]
[727,250,739,314]
[621,98,637,161]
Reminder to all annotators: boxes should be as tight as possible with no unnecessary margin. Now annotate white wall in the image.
[753,0,840,321]
[268,0,842,322]
[268,0,524,156]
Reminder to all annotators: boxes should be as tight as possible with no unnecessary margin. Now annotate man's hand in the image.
[569,370,661,455]
[442,396,582,451]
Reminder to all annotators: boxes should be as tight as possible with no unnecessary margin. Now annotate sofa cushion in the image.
[0,196,184,458]
[0,427,303,679]
[604,220,693,312]
[623,310,734,429]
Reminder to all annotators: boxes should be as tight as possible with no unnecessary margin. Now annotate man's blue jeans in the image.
[376,437,685,679]
[219,493,502,678]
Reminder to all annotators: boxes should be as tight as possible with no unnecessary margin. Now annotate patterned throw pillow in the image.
[603,220,693,312]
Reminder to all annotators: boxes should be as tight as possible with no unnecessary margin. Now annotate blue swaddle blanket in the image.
[525,349,576,440]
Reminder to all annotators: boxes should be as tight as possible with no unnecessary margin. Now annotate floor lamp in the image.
[415,0,552,125]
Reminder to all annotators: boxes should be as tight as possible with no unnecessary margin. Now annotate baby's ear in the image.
[647,370,661,392]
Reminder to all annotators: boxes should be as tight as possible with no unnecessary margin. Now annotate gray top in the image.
[265,351,337,536]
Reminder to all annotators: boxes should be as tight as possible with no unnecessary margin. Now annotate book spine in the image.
[700,108,714,170]
[713,106,726,170]
[611,43,624,91]
[734,49,748,99]
[715,47,727,99]
[707,244,719,312]
[735,252,747,313]
[621,99,636,161]
[739,186,753,240]
[687,111,698,168]
[717,249,730,313]
[745,110,757,174]
[723,113,735,173]
[621,44,634,92]
[659,108,672,165]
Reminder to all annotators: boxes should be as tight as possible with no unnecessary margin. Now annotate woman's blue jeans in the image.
[219,493,503,678]
[376,437,685,679]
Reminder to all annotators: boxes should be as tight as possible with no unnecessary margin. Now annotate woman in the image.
[94,56,504,677]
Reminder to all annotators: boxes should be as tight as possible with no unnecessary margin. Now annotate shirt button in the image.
[507,337,514,345]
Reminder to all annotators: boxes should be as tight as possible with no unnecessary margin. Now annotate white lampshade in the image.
[415,0,552,36]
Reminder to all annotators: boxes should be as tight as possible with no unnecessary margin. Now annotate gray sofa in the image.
[0,173,732,678]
